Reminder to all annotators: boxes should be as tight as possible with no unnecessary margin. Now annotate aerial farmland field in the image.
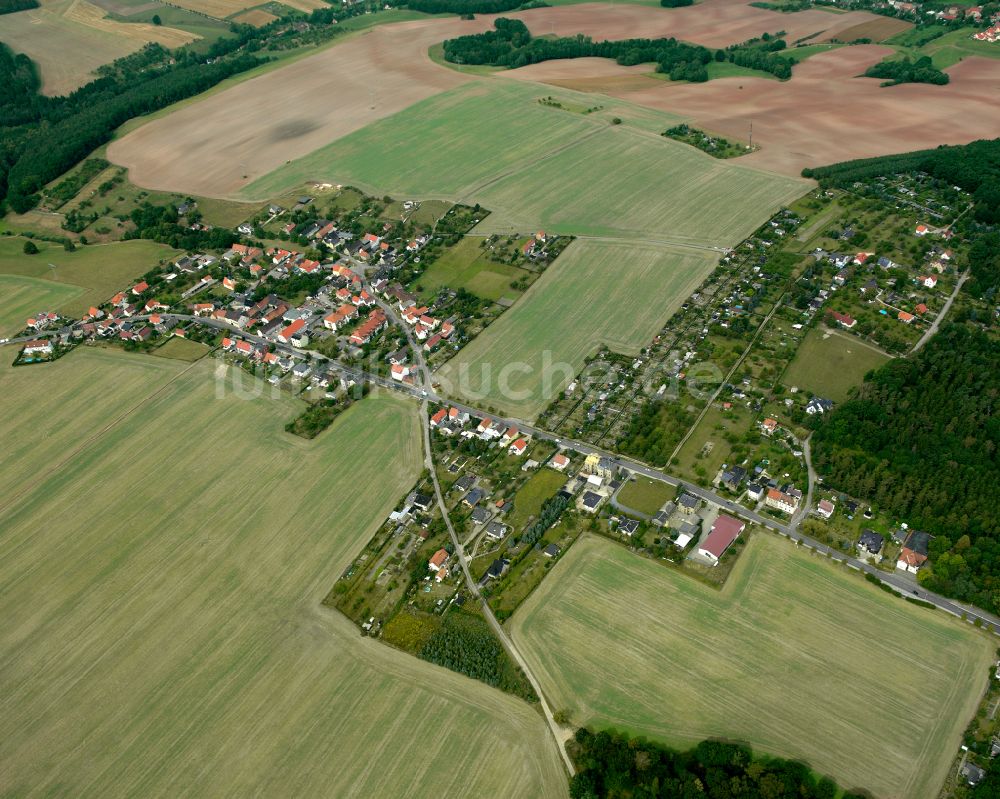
[0,351,567,798]
[0,275,82,337]
[510,533,993,799]
[246,79,807,245]
[0,0,197,95]
[0,237,180,318]
[436,240,717,419]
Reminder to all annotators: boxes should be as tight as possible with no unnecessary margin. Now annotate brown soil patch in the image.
[513,0,904,49]
[561,45,1000,175]
[108,17,485,197]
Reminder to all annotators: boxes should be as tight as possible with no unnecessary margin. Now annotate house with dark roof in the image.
[412,493,433,512]
[720,465,747,492]
[485,558,509,580]
[463,488,485,508]
[453,474,477,492]
[678,493,700,514]
[470,507,492,525]
[543,543,561,558]
[858,529,884,558]
[581,491,603,513]
[618,518,640,537]
[485,521,508,540]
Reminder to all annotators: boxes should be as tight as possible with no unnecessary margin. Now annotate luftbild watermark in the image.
[212,348,725,409]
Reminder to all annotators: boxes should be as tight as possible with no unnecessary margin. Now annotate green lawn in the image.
[616,475,673,516]
[245,79,808,246]
[511,533,993,799]
[436,240,718,420]
[0,237,181,317]
[0,274,82,337]
[782,326,890,403]
[0,350,567,798]
[149,336,213,361]
[506,467,569,533]
[416,237,526,302]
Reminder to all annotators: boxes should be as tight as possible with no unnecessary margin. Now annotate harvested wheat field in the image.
[108,15,493,197]
[0,350,568,798]
[169,0,322,18]
[511,0,905,49]
[0,0,196,94]
[510,44,1000,175]
[511,533,994,799]
[231,7,276,25]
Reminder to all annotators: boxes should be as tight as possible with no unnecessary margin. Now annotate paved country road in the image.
[13,312,999,638]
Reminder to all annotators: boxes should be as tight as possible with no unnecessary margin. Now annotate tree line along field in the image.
[0,350,567,798]
[0,0,198,95]
[510,533,993,799]
[0,237,180,319]
[436,239,718,420]
[246,79,809,246]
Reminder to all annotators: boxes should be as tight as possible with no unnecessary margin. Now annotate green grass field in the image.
[782,326,890,402]
[436,240,718,419]
[149,336,213,361]
[245,80,808,246]
[506,467,568,533]
[511,533,993,799]
[416,237,527,303]
[616,475,673,516]
[886,25,1000,69]
[0,274,82,337]
[0,350,567,798]
[0,237,180,317]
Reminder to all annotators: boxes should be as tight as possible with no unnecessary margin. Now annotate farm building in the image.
[698,515,746,565]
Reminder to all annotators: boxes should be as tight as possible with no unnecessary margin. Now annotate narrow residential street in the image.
[912,270,969,353]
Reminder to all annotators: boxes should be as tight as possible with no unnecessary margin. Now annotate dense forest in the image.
[724,33,794,79]
[864,54,949,85]
[660,0,694,6]
[0,45,263,214]
[812,324,1000,613]
[443,20,797,79]
[802,137,1000,296]
[418,609,537,701]
[617,397,697,466]
[569,729,869,799]
[442,18,714,77]
[0,0,39,13]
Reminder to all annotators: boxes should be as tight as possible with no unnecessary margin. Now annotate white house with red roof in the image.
[508,438,529,457]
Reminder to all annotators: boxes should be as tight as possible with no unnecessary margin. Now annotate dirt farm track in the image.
[109,0,1000,196]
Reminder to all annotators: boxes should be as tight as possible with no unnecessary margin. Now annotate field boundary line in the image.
[0,355,204,518]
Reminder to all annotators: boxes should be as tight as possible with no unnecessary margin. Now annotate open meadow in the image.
[247,79,808,245]
[782,326,891,402]
[510,533,993,799]
[0,237,180,318]
[0,350,567,798]
[436,240,717,420]
[0,0,197,95]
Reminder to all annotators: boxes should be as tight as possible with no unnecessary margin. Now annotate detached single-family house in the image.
[857,529,884,558]
[816,499,835,519]
[761,418,779,436]
[698,515,745,565]
[581,491,603,513]
[428,549,449,572]
[485,521,508,540]
[549,453,569,471]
